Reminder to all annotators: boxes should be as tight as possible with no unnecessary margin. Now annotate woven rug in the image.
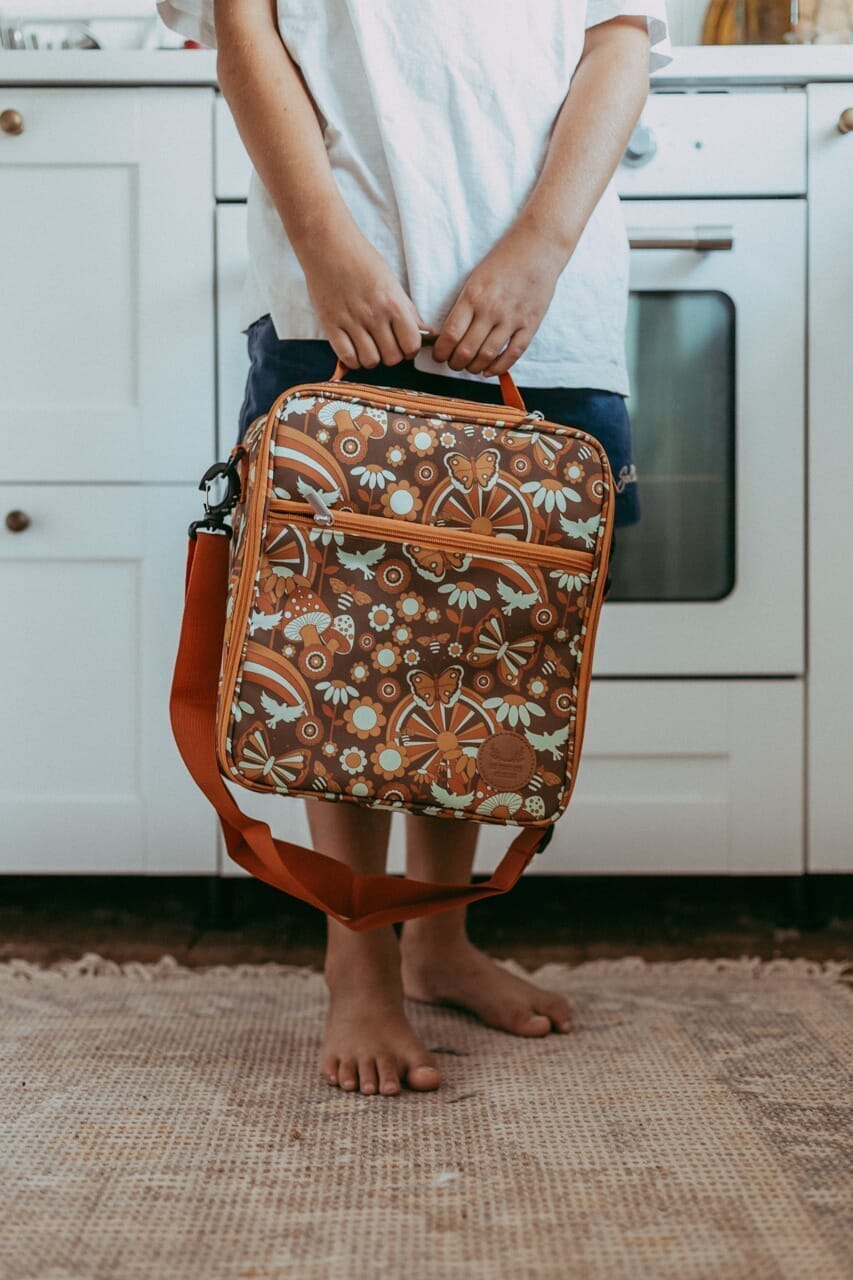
[1,955,851,1280]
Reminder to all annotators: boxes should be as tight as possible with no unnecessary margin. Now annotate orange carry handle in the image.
[330,328,528,413]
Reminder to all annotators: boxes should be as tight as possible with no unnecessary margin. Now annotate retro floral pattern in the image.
[216,387,612,828]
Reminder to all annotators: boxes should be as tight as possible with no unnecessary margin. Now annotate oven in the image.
[213,86,808,876]
[601,86,807,676]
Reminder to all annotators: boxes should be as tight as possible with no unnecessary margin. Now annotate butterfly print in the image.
[467,609,542,687]
[445,449,500,494]
[402,543,471,582]
[406,665,464,710]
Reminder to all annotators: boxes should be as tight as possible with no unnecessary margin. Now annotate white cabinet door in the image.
[215,202,251,457]
[807,84,853,872]
[215,95,253,200]
[218,680,803,879]
[0,485,218,873]
[467,680,804,876]
[0,88,215,484]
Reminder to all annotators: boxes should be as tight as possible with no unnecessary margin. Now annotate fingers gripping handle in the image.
[330,328,527,413]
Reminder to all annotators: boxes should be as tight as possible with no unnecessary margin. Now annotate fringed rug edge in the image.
[1,951,850,991]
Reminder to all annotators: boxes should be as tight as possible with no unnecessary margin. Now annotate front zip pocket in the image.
[267,498,596,573]
[218,499,603,828]
[270,386,612,557]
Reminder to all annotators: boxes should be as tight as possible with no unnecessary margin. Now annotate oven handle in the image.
[627,225,734,251]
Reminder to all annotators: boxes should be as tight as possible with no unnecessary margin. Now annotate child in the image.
[158,0,673,1098]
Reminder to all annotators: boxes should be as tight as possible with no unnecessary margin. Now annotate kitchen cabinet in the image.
[0,87,215,484]
[0,83,218,875]
[2,62,849,884]
[0,484,218,873]
[806,82,853,873]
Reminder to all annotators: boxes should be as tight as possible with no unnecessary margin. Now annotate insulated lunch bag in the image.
[169,333,614,931]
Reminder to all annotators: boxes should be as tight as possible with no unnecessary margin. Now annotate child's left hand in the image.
[431,224,569,377]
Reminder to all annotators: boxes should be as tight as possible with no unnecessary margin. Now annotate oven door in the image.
[595,197,805,676]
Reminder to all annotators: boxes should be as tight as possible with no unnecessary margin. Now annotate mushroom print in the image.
[280,579,355,678]
[218,387,611,828]
[317,400,389,465]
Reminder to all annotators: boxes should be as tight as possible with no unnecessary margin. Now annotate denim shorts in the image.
[236,313,640,530]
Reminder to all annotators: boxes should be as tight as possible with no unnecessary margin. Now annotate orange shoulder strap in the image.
[168,528,550,932]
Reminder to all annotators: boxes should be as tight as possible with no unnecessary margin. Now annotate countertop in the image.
[0,44,852,86]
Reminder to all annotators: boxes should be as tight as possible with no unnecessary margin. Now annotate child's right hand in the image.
[299,219,425,371]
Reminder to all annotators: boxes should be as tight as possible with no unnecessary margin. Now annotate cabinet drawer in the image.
[0,484,217,874]
[0,87,139,162]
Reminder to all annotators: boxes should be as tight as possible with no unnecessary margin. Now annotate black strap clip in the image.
[188,447,247,540]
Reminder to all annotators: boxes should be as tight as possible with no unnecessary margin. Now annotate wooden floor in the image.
[2,874,851,970]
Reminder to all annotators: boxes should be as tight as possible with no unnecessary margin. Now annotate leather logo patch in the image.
[476,732,536,791]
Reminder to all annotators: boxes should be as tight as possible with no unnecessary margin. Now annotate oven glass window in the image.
[607,290,736,602]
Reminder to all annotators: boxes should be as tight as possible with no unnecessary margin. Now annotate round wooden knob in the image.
[5,510,31,533]
[0,109,24,136]
[838,108,853,134]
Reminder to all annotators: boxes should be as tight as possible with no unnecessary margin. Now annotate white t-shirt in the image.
[158,1,673,394]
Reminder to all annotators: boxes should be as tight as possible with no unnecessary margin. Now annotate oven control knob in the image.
[623,122,657,167]
[838,108,853,134]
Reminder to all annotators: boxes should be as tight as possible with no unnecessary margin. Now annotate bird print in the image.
[336,543,387,579]
[525,724,570,761]
[260,691,307,729]
[496,579,540,616]
[297,476,340,506]
[558,513,600,549]
[429,782,476,810]
[249,608,284,635]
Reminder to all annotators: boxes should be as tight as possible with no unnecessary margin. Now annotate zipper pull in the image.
[304,487,335,526]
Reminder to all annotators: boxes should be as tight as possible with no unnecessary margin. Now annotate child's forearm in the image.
[431,17,652,375]
[513,17,651,265]
[214,0,351,261]
[215,0,423,368]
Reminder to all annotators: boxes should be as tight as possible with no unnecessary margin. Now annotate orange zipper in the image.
[267,499,596,573]
[299,381,586,435]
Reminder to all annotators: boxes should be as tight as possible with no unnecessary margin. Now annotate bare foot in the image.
[321,923,441,1096]
[400,932,572,1037]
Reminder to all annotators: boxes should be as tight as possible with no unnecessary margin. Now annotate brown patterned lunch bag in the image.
[169,331,614,931]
